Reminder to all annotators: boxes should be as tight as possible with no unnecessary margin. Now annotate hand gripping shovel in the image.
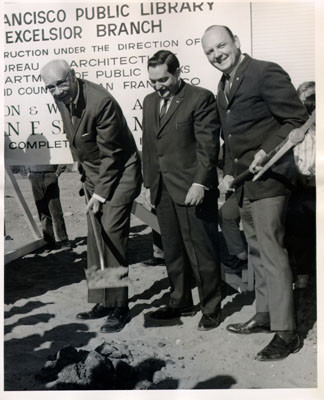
[230,111,315,188]
[84,187,128,290]
[252,111,315,182]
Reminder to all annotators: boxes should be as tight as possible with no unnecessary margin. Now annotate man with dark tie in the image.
[141,50,222,331]
[40,59,142,333]
[202,25,308,359]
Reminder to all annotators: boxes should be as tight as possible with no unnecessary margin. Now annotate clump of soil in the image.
[35,341,170,390]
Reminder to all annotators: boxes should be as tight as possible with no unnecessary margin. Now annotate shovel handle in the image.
[84,186,105,271]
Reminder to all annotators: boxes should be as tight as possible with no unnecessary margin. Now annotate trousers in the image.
[239,195,295,331]
[29,172,68,243]
[86,186,133,308]
[155,180,222,314]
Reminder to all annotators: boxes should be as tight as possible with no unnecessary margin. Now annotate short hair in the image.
[147,50,180,74]
[303,93,316,115]
[203,25,235,41]
[297,81,315,98]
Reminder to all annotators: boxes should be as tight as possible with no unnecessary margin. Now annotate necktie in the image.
[66,103,75,126]
[224,75,231,99]
[159,98,169,121]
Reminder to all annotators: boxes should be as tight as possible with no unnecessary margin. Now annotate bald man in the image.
[202,26,308,360]
[41,60,142,333]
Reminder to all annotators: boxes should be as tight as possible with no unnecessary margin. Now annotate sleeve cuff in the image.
[93,193,106,203]
[192,183,209,190]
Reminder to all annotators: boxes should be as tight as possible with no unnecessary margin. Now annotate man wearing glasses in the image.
[40,59,142,333]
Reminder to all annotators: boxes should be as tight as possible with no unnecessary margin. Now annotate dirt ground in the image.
[3,172,318,394]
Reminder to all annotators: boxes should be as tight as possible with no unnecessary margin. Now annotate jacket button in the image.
[234,158,238,163]
[227,109,231,114]
[228,134,232,138]
[158,154,162,157]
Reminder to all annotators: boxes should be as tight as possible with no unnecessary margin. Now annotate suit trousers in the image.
[155,180,222,314]
[29,172,68,243]
[239,195,295,331]
[86,193,132,308]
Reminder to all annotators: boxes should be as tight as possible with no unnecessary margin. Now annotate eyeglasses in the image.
[45,71,71,92]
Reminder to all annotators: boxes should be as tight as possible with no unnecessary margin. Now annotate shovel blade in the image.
[84,265,129,290]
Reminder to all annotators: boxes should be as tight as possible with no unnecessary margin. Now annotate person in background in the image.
[286,83,316,290]
[218,142,247,274]
[202,25,308,360]
[143,227,165,266]
[218,191,247,274]
[142,50,222,331]
[296,81,315,103]
[26,164,71,252]
[40,59,142,333]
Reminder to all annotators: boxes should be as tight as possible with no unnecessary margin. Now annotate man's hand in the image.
[143,188,152,210]
[86,195,101,214]
[249,149,267,173]
[184,184,205,206]
[218,175,234,194]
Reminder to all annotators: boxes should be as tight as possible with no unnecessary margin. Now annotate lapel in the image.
[226,54,251,105]
[151,93,160,132]
[70,79,87,143]
[57,101,74,142]
[157,80,186,136]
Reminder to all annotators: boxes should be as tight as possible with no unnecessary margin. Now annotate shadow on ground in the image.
[4,237,87,304]
[4,322,96,390]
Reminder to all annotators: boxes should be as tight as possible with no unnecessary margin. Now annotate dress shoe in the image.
[42,242,57,253]
[226,316,271,334]
[59,240,72,251]
[150,306,196,320]
[143,257,165,266]
[198,312,221,331]
[256,333,301,361]
[76,303,112,320]
[100,307,131,333]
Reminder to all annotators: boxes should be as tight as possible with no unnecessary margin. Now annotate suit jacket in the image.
[142,80,220,205]
[217,54,308,201]
[57,79,142,206]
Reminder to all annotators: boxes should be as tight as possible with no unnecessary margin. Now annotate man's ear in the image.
[175,67,181,78]
[234,35,241,50]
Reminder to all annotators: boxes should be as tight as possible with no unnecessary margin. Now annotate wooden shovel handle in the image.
[84,186,105,271]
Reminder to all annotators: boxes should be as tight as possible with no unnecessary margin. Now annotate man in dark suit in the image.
[40,59,142,333]
[142,50,222,331]
[202,25,308,359]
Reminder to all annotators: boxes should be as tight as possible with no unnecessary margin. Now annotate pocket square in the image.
[81,132,91,137]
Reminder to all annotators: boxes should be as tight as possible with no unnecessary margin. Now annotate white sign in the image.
[4,2,251,165]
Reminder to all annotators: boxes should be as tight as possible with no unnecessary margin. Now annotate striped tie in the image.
[224,75,231,99]
[159,98,169,121]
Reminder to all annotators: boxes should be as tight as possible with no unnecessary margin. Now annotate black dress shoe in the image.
[59,240,72,251]
[42,242,57,253]
[226,316,271,334]
[150,306,196,320]
[143,257,165,266]
[198,312,221,331]
[76,303,112,320]
[256,333,301,361]
[100,307,131,333]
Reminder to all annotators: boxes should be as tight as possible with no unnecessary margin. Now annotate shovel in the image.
[230,111,315,188]
[252,111,315,181]
[84,187,128,290]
